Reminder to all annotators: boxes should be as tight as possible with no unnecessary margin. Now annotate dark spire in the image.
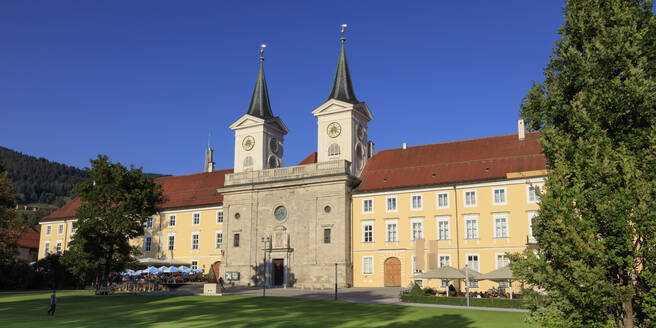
[246,44,274,119]
[328,24,358,104]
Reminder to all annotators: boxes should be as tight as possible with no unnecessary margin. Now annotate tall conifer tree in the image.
[510,1,656,327]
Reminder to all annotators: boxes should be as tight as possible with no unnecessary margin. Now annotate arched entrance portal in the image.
[384,257,401,287]
[208,261,221,283]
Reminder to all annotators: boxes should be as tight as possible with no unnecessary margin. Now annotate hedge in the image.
[400,295,526,309]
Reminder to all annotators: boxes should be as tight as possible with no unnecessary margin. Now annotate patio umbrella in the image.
[159,266,168,272]
[147,266,160,275]
[479,266,515,299]
[417,266,465,296]
[138,257,191,267]
[177,266,191,273]
[164,266,179,273]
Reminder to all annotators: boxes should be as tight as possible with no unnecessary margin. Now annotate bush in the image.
[401,295,526,309]
[409,283,423,296]
[423,287,437,296]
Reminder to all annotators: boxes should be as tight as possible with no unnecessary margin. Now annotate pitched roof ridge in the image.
[155,168,233,181]
[366,153,545,173]
[377,131,540,154]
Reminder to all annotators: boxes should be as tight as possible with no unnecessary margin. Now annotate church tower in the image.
[230,45,289,173]
[312,25,373,176]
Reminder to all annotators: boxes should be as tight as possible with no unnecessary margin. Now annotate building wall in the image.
[351,177,543,291]
[38,219,76,260]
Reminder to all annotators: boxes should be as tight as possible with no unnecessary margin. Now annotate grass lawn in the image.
[0,291,530,328]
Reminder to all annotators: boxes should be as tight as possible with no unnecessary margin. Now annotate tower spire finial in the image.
[340,24,347,43]
[260,44,266,62]
[207,132,211,149]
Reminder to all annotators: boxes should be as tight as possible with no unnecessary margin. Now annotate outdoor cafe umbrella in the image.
[138,257,191,267]
[177,266,192,273]
[164,266,179,273]
[479,265,515,299]
[147,266,161,275]
[417,266,465,295]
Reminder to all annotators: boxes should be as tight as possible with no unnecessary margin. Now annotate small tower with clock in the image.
[230,45,289,173]
[312,25,373,176]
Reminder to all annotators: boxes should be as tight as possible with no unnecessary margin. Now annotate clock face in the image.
[356,124,365,141]
[274,206,287,221]
[242,136,255,151]
[269,137,279,153]
[327,122,341,138]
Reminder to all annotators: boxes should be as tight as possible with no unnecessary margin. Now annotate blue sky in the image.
[0,1,563,175]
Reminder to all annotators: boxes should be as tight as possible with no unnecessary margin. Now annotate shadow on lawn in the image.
[0,293,477,328]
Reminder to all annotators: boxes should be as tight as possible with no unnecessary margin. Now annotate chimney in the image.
[367,141,375,158]
[518,119,525,140]
[205,147,215,173]
[402,142,407,150]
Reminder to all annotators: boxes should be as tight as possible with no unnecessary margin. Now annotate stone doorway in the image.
[272,259,284,286]
[384,257,401,287]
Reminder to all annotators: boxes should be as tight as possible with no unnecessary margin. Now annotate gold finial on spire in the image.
[259,44,267,61]
[340,24,347,43]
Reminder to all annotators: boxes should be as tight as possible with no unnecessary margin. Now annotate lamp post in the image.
[465,264,470,307]
[334,263,338,300]
[261,235,270,297]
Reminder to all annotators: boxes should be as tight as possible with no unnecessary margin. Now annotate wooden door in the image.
[272,259,284,286]
[384,257,401,287]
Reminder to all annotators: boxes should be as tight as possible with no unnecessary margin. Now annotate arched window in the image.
[244,156,253,168]
[328,143,341,157]
[268,155,279,169]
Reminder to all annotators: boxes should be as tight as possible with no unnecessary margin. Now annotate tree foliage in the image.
[65,155,162,288]
[510,1,656,327]
[0,165,20,264]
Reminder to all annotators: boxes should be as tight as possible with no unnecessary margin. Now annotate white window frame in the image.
[70,224,76,234]
[216,210,223,224]
[385,218,398,242]
[527,211,538,243]
[386,196,397,213]
[55,240,62,254]
[362,220,374,243]
[492,187,507,205]
[191,260,198,270]
[493,212,510,238]
[464,190,477,207]
[46,225,51,235]
[411,194,423,211]
[191,232,200,250]
[362,256,373,274]
[144,235,152,252]
[439,254,452,287]
[192,212,201,226]
[410,217,424,241]
[495,253,510,269]
[167,232,175,251]
[436,216,450,240]
[146,216,153,229]
[527,185,542,203]
[464,214,479,240]
[466,254,480,287]
[437,192,449,209]
[169,215,176,227]
[43,241,50,256]
[362,198,373,214]
[215,230,223,249]
[58,224,64,235]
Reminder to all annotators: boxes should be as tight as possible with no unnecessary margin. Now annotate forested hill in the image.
[0,146,169,230]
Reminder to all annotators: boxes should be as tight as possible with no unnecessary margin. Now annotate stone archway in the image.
[384,257,401,287]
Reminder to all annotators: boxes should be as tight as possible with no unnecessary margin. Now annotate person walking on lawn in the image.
[47,290,56,316]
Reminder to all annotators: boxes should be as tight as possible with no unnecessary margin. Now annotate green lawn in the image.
[0,291,530,328]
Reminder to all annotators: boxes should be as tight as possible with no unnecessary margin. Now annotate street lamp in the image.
[261,235,270,297]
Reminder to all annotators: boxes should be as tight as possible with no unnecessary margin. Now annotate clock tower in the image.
[230,45,289,173]
[312,26,373,176]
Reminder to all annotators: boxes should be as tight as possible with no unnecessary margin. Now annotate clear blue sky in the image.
[0,1,563,175]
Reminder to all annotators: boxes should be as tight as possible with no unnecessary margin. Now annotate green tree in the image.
[510,1,656,327]
[66,155,162,290]
[0,165,20,264]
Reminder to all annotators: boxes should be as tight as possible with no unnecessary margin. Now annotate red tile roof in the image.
[357,132,546,192]
[298,152,318,165]
[16,226,40,249]
[40,169,233,222]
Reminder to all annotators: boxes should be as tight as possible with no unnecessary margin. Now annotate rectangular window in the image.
[466,255,480,287]
[362,256,373,274]
[437,217,450,240]
[465,215,478,239]
[233,233,240,247]
[168,235,175,251]
[46,225,51,235]
[363,199,373,214]
[386,221,398,242]
[146,216,153,228]
[324,229,331,244]
[169,215,176,227]
[44,242,50,256]
[144,236,152,252]
[493,188,506,205]
[58,224,64,235]
[191,233,199,250]
[55,241,62,254]
[437,192,449,209]
[494,214,508,238]
[216,231,223,249]
[191,260,198,270]
[439,255,451,287]
[193,213,200,225]
[411,219,423,241]
[465,190,477,207]
[386,197,397,212]
[528,185,542,203]
[528,211,538,243]
[496,254,509,268]
[70,224,76,234]
[411,195,423,210]
[363,222,373,243]
[216,211,224,223]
